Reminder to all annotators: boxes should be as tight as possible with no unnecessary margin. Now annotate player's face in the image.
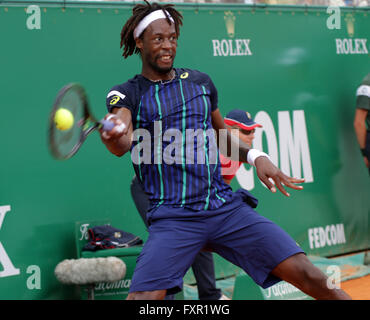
[138,19,178,74]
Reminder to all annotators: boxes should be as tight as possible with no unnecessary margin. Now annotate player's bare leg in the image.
[126,289,166,300]
[271,253,351,300]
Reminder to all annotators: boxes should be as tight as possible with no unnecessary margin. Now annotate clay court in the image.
[341,275,370,300]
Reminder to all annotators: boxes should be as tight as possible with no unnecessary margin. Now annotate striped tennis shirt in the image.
[106,68,233,211]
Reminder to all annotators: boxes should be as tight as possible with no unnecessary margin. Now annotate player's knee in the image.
[278,253,326,285]
[292,256,329,290]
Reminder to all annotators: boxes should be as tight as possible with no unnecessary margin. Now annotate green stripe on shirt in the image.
[201,86,211,210]
[135,101,143,181]
[155,85,164,206]
[179,79,187,206]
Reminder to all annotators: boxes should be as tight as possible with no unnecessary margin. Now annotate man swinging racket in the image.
[100,1,351,300]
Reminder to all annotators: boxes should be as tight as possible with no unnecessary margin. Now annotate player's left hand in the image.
[254,156,305,197]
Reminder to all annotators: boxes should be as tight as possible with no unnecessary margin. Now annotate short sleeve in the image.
[207,77,219,112]
[184,69,219,112]
[356,84,370,111]
[106,84,135,114]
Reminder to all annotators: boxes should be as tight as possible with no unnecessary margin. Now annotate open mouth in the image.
[159,55,172,63]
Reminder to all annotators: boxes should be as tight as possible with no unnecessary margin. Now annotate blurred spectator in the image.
[97,0,369,4]
[354,73,370,175]
[354,0,369,6]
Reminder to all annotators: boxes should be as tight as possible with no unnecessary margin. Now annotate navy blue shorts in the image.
[129,190,304,294]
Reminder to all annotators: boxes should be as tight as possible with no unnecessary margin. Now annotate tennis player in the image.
[100,1,351,300]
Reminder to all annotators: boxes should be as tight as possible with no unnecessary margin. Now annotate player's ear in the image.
[135,37,143,50]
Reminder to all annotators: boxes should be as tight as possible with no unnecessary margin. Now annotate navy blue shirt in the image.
[106,68,233,211]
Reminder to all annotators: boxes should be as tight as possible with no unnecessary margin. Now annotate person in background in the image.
[220,109,262,184]
[353,73,370,175]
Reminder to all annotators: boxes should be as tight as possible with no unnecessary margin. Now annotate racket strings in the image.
[50,87,85,159]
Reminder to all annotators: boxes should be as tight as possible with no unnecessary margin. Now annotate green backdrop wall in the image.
[0,1,369,299]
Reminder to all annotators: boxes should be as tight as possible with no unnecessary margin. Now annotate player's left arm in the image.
[211,109,304,196]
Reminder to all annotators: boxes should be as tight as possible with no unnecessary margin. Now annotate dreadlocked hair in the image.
[120,0,183,59]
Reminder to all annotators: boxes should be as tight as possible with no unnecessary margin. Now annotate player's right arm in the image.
[99,85,135,157]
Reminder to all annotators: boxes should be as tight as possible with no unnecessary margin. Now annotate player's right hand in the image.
[99,110,133,157]
[100,113,127,141]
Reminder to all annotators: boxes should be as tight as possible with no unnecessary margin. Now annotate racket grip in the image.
[100,119,126,133]
[100,120,115,131]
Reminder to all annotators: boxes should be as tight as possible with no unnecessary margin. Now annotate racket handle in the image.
[100,120,115,131]
[100,119,126,133]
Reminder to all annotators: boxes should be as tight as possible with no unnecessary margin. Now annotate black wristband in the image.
[361,148,367,157]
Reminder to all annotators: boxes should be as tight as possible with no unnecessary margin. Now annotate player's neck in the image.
[141,68,175,83]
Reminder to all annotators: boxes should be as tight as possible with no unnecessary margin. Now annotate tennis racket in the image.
[48,83,123,160]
